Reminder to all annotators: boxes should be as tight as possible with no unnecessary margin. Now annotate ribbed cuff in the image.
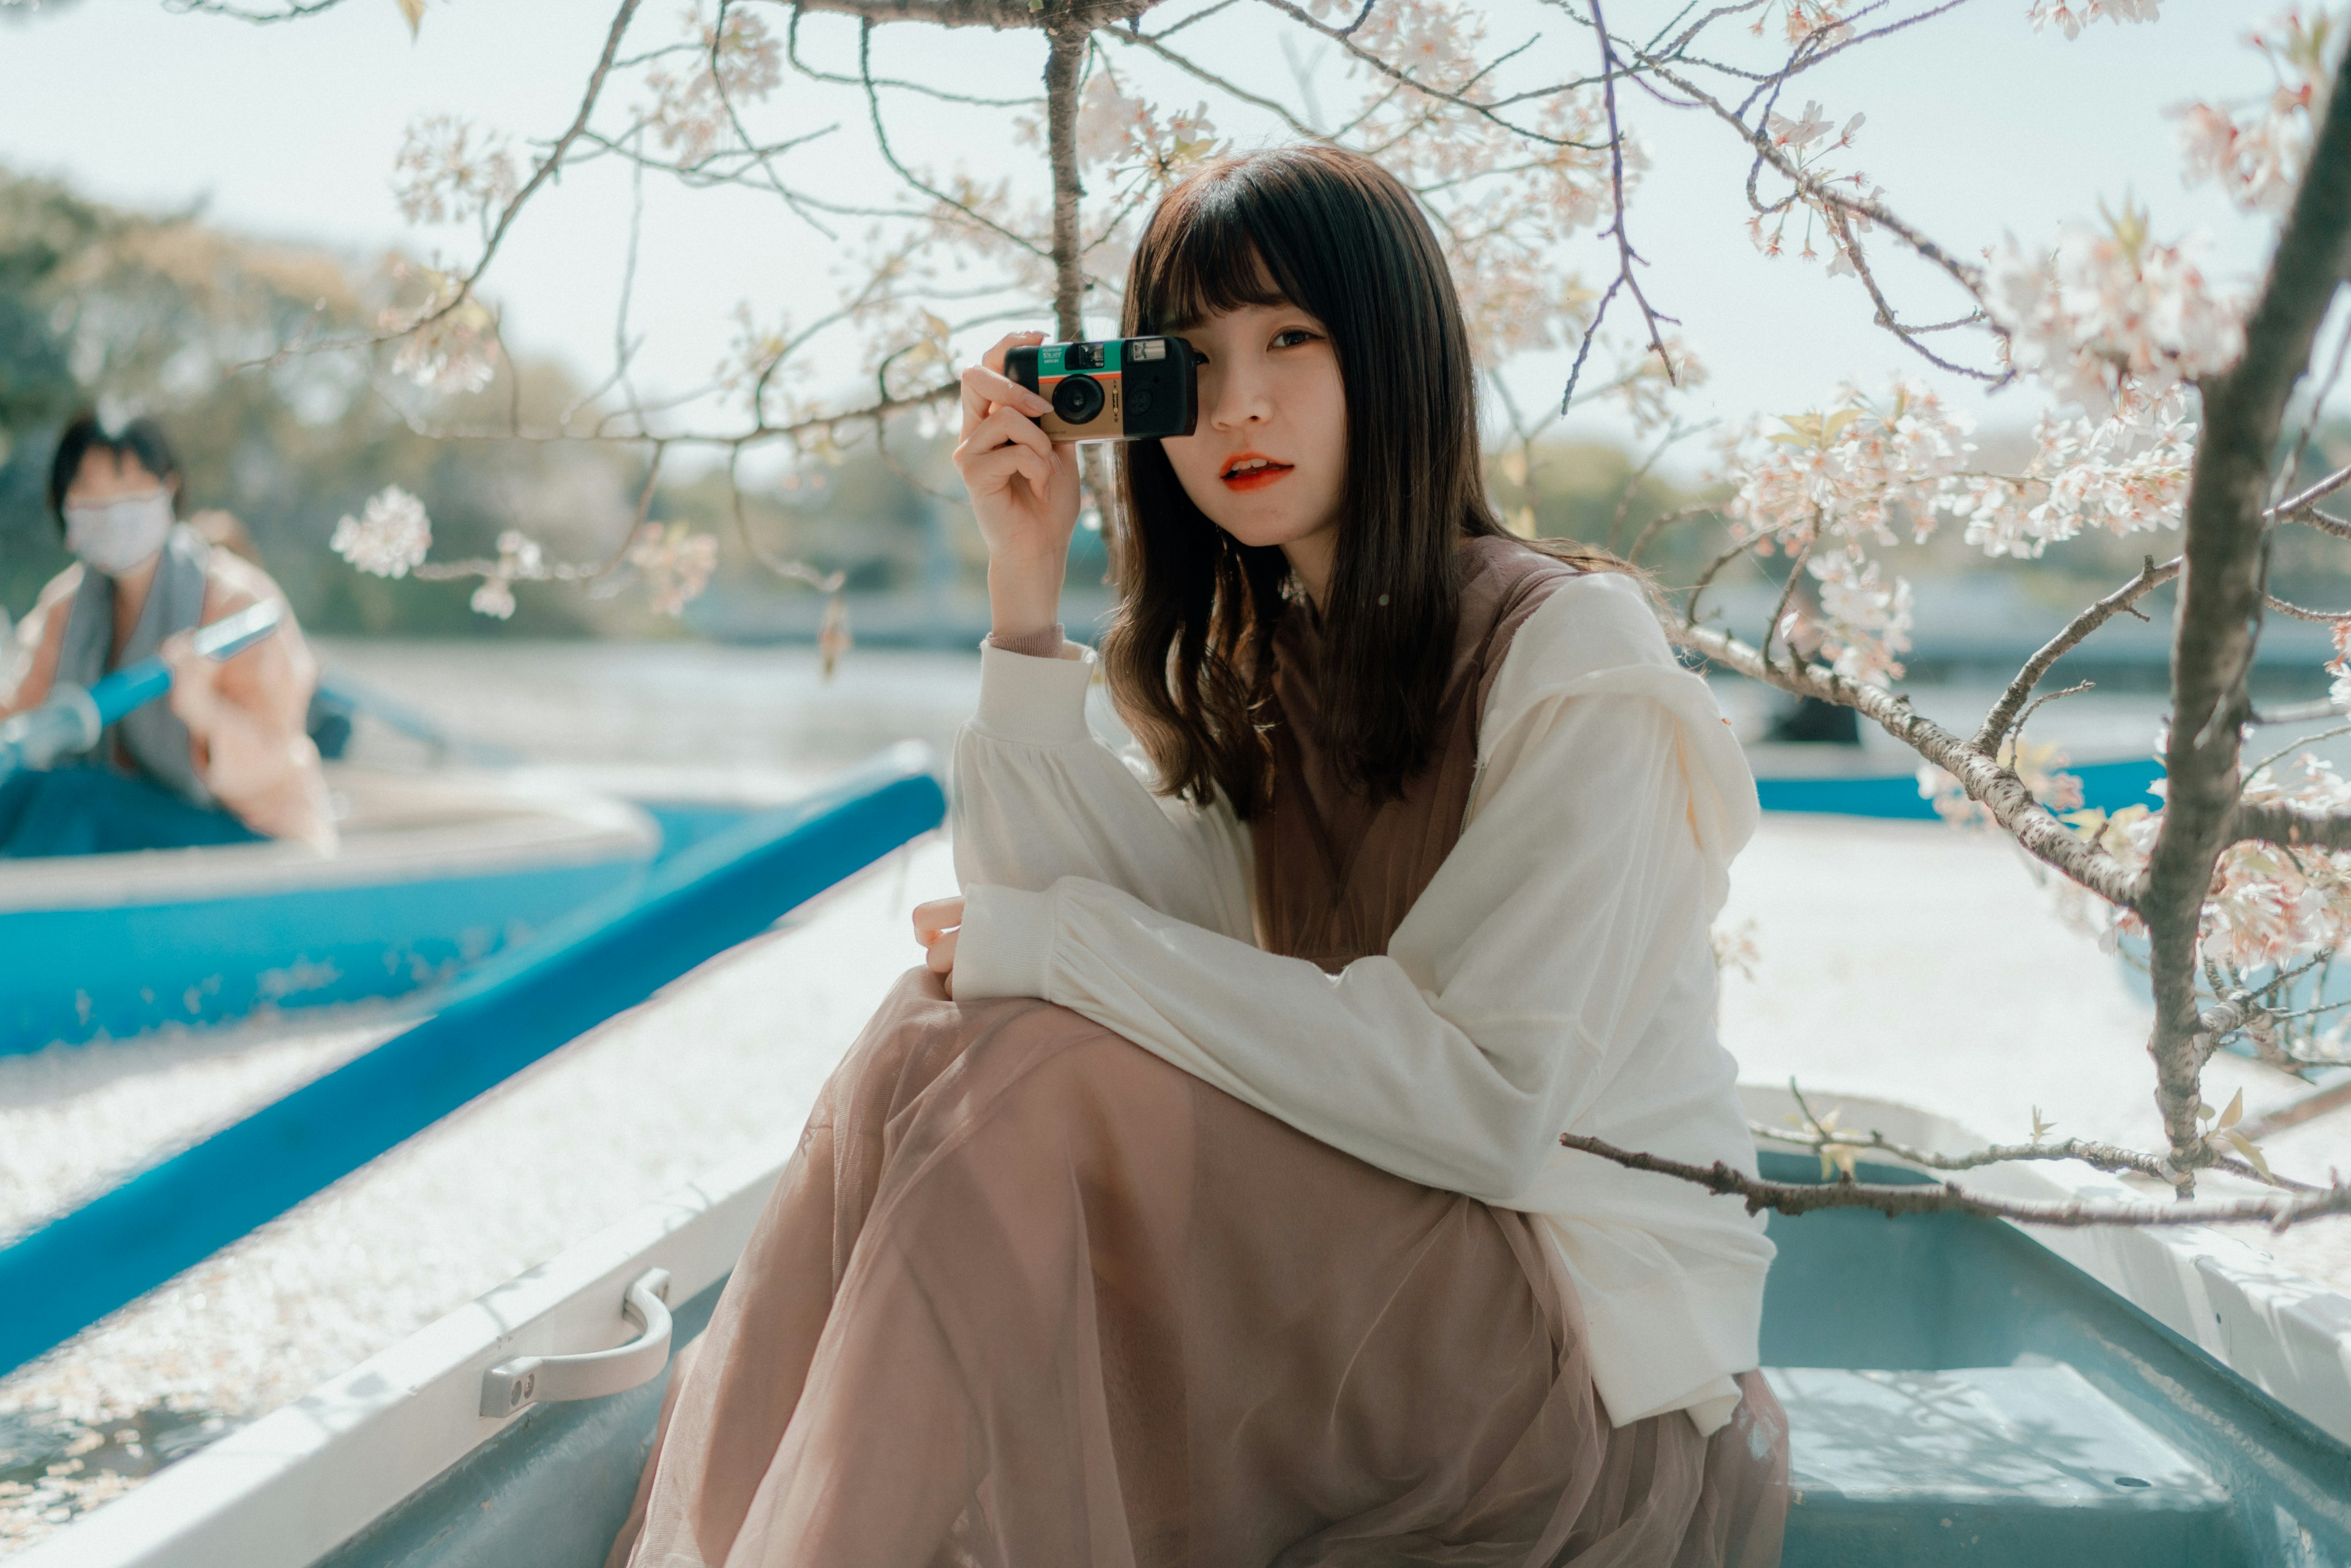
[974,639,1094,746]
[986,623,1065,659]
[952,883,1059,1001]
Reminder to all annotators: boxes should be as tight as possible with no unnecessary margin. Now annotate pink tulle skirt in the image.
[608,969,1788,1568]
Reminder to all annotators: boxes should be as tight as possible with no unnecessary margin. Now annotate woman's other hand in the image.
[913,895,965,997]
[159,630,222,744]
[951,331,1078,646]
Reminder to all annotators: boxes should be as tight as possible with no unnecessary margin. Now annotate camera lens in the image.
[1052,374,1106,424]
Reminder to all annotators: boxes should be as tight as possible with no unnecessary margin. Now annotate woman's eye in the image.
[1273,329,1317,349]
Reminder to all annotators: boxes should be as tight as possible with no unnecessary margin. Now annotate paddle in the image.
[0,598,283,779]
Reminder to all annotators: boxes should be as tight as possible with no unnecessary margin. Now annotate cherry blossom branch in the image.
[412,444,666,588]
[1558,1135,2351,1231]
[2274,460,2351,536]
[2240,1076,2351,1141]
[2262,592,2351,623]
[1972,553,2182,754]
[792,0,1155,29]
[2228,799,2351,853]
[1750,1111,2302,1194]
[162,0,353,20]
[1632,53,1989,315]
[405,0,645,339]
[1623,503,1712,566]
[1249,0,1612,149]
[1820,208,2005,383]
[1670,618,2142,906]
[1563,0,1678,410]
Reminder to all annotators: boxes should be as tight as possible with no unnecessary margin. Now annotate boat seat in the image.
[1767,1364,2241,1567]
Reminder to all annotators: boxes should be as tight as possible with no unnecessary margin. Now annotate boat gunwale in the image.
[7,1134,795,1568]
[0,773,659,913]
[24,1083,2351,1568]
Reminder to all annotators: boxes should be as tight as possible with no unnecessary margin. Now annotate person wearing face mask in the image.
[0,411,335,857]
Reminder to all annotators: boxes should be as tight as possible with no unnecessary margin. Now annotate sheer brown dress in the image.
[608,542,1790,1568]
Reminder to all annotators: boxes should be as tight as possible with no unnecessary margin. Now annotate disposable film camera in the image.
[1006,336,1200,443]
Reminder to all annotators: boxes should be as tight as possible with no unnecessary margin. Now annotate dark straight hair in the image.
[48,411,184,534]
[1105,144,1622,817]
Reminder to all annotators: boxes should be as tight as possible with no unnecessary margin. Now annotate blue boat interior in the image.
[315,1152,2351,1568]
[1754,756,2164,822]
[0,797,774,1056]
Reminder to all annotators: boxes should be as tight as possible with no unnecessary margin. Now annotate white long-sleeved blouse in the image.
[947,569,1775,1436]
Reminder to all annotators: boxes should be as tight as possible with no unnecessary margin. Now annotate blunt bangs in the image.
[1127,178,1297,340]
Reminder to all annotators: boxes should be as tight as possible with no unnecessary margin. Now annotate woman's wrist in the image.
[987,547,1067,648]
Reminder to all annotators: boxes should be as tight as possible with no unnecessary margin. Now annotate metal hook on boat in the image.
[478,1267,673,1419]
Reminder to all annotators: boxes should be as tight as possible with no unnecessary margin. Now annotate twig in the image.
[2238,1075,2351,1142]
[1672,617,2142,906]
[1559,1134,2351,1232]
[1972,555,2180,754]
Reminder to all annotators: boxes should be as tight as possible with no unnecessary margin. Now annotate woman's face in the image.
[1161,296,1347,573]
[67,448,172,508]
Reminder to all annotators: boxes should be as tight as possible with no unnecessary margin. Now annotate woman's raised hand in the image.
[953,330,1079,645]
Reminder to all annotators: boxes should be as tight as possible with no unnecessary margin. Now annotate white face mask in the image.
[64,491,174,577]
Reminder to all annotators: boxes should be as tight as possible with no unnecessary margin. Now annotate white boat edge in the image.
[12,1133,796,1568]
[21,1085,2351,1568]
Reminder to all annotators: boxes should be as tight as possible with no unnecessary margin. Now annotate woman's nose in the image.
[1205,367,1267,428]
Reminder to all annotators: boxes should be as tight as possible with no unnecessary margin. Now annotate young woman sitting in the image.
[609,143,1788,1568]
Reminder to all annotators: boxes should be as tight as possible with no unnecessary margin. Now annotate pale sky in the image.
[0,0,2309,481]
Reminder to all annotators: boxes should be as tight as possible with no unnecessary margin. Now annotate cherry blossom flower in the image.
[1714,380,1974,558]
[379,265,500,394]
[2027,0,2162,40]
[1986,201,2246,418]
[331,487,432,579]
[1949,392,2197,558]
[2167,7,2334,216]
[1919,738,2084,828]
[1063,72,1221,182]
[1807,550,1914,686]
[470,579,517,620]
[1609,338,1709,435]
[628,522,719,617]
[1746,105,1875,273]
[644,4,782,166]
[391,116,518,231]
[817,594,853,678]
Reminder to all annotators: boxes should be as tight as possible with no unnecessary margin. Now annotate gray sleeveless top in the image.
[53,523,215,806]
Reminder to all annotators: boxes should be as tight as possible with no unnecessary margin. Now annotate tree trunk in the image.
[1043,23,1089,342]
[2140,62,2351,1181]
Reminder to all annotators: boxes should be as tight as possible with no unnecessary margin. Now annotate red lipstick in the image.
[1220,450,1293,492]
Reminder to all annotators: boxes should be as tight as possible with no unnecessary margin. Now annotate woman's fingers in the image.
[962,442,1056,499]
[956,408,1060,500]
[959,332,1049,441]
[958,402,1054,463]
[979,329,1043,377]
[912,896,966,947]
[924,926,958,980]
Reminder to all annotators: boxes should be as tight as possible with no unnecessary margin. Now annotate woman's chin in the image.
[1208,511,1327,554]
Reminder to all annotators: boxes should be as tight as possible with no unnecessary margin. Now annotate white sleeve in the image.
[949,639,1254,943]
[953,577,1760,1207]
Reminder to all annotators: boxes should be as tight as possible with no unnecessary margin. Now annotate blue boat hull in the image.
[0,771,667,1056]
[0,857,650,1054]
